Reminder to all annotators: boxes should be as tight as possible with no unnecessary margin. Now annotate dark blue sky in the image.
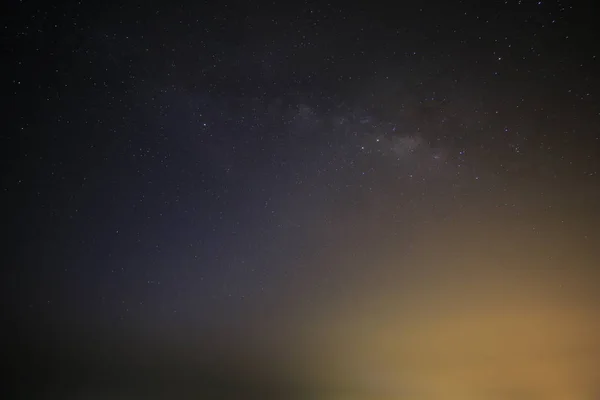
[4,0,600,398]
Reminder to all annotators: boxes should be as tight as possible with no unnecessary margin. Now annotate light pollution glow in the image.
[275,208,600,400]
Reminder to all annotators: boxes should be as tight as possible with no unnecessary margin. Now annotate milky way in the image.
[5,0,600,398]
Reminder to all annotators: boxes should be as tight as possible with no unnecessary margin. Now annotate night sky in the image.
[4,0,600,398]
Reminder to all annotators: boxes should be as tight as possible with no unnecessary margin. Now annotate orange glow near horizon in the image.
[292,282,600,399]
[282,215,600,400]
